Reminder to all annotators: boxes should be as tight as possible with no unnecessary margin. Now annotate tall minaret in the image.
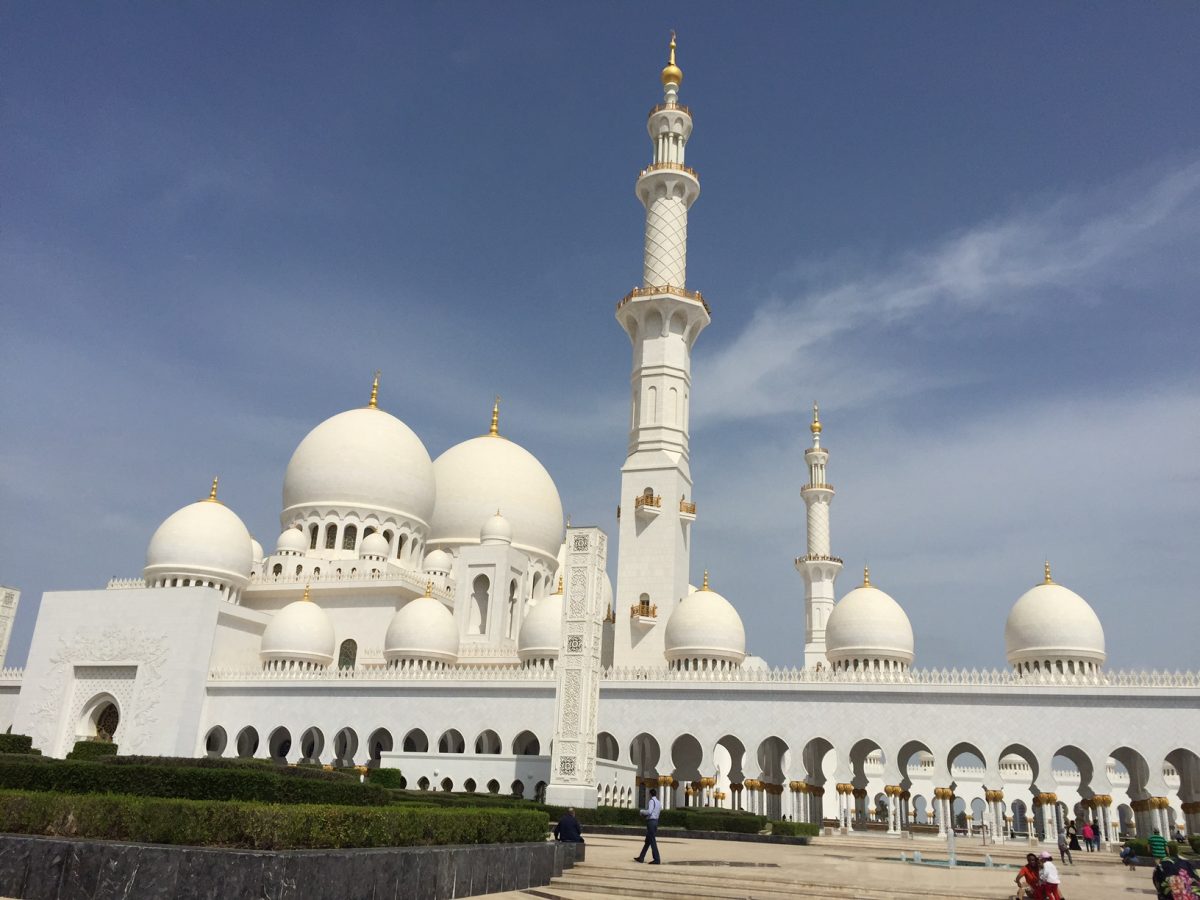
[613,34,710,667]
[797,403,843,668]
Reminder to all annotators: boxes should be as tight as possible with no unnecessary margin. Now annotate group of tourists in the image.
[1014,851,1064,900]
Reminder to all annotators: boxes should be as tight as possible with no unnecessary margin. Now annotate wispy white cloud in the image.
[698,159,1200,421]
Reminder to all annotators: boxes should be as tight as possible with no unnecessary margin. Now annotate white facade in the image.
[4,37,1199,842]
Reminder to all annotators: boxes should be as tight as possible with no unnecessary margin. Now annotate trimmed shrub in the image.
[1190,834,1200,855]
[97,756,354,781]
[1126,838,1181,857]
[369,767,404,789]
[660,810,767,833]
[0,760,389,807]
[0,790,548,849]
[771,820,819,837]
[66,741,117,760]
[0,735,37,755]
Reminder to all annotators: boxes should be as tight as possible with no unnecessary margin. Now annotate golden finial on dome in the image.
[555,575,564,594]
[424,581,433,598]
[206,476,220,503]
[702,569,710,590]
[862,565,871,587]
[487,395,501,436]
[302,583,312,602]
[368,370,381,409]
[661,30,683,86]
[811,401,822,435]
[1044,560,1053,584]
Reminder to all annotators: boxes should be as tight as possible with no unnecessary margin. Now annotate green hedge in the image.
[66,741,117,760]
[0,760,390,807]
[1126,838,1181,857]
[97,756,356,781]
[771,820,820,837]
[369,767,404,788]
[0,790,548,849]
[660,810,766,833]
[1191,835,1200,855]
[0,735,38,755]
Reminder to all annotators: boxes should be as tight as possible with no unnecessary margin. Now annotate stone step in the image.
[550,864,1001,900]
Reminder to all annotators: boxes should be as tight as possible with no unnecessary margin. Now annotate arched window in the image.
[397,534,408,561]
[507,579,518,638]
[295,564,303,576]
[325,524,337,550]
[342,525,357,551]
[309,524,319,550]
[363,526,376,538]
[272,564,283,576]
[402,729,429,753]
[235,726,259,758]
[204,726,227,758]
[512,730,540,756]
[383,530,394,555]
[338,639,357,670]
[469,575,490,635]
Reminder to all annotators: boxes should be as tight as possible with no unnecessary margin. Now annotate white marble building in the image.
[4,37,1199,846]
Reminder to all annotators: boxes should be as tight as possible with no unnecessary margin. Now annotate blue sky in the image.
[2,3,1198,670]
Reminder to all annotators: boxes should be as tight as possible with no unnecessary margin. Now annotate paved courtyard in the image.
[478,832,1158,899]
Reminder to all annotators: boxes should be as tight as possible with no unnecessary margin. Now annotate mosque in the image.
[2,36,1197,846]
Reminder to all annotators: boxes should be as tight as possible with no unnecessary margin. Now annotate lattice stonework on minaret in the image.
[643,195,688,288]
[807,500,830,555]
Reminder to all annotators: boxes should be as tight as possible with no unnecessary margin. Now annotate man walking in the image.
[635,788,662,864]
[1149,827,1168,861]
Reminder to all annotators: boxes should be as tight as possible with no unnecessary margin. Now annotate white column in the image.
[936,792,947,838]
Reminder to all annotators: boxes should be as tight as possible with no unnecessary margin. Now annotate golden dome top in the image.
[811,401,822,435]
[367,370,380,409]
[205,476,221,503]
[661,31,683,86]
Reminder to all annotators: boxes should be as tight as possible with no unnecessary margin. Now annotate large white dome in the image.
[144,492,253,589]
[1005,568,1105,671]
[384,594,458,665]
[429,430,563,563]
[825,575,914,669]
[260,591,336,667]
[664,577,746,667]
[282,406,435,525]
[518,590,563,662]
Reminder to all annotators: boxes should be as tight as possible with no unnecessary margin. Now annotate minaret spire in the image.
[796,403,843,668]
[612,38,710,667]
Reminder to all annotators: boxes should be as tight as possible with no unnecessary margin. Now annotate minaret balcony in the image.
[679,497,697,522]
[801,482,835,494]
[634,493,663,519]
[617,284,710,316]
[649,101,691,118]
[630,602,658,627]
[636,164,700,208]
[639,161,699,180]
[795,553,844,566]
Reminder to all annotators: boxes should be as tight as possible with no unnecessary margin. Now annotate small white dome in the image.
[422,549,454,574]
[145,494,253,589]
[480,512,513,545]
[825,575,915,669]
[1005,570,1105,670]
[250,537,264,562]
[384,594,458,665]
[276,527,308,555]
[260,591,336,667]
[430,430,563,564]
[282,407,435,525]
[664,577,746,666]
[359,532,390,559]
[518,590,563,662]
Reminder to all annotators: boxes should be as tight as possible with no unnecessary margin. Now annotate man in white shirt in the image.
[1038,851,1062,899]
[635,789,662,864]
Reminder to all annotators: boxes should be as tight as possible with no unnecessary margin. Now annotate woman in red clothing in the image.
[1015,853,1040,899]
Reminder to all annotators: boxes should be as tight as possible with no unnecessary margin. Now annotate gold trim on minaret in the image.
[1044,560,1053,585]
[206,476,220,503]
[368,370,381,409]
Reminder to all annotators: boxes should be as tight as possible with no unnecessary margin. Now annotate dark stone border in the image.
[581,824,810,845]
[0,834,578,900]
